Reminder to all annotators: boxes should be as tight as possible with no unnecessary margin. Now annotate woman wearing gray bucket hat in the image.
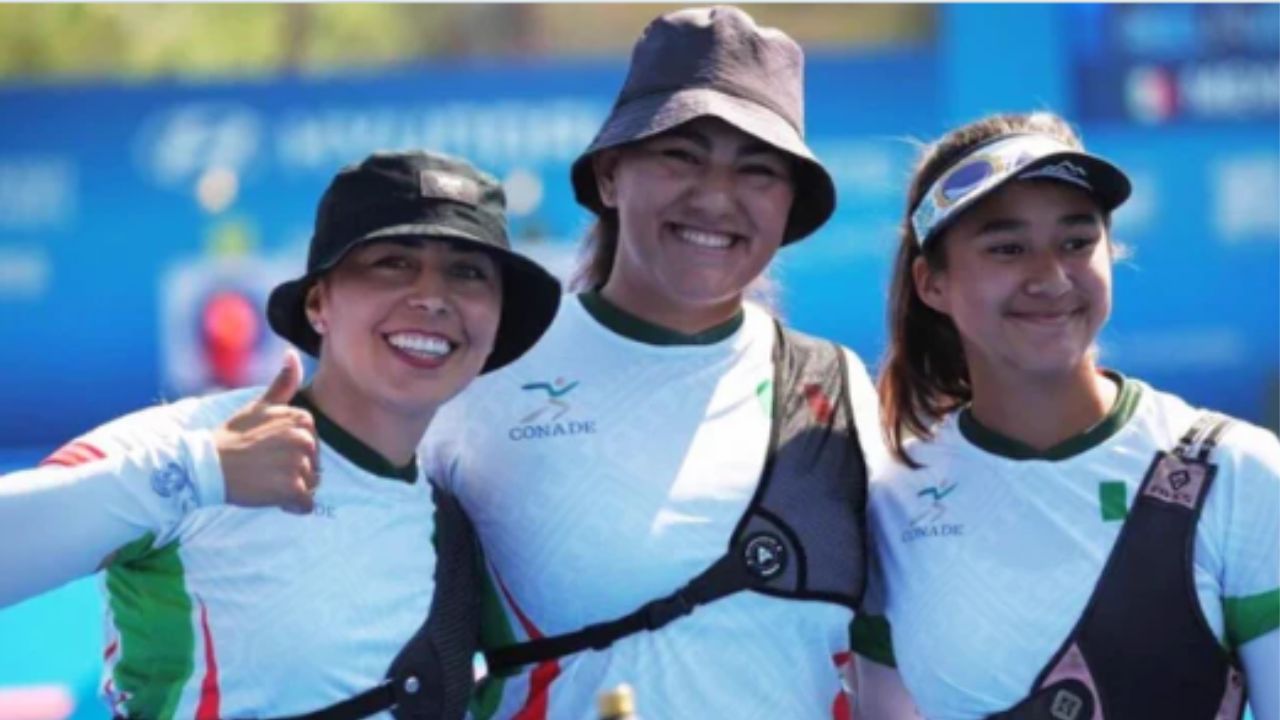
[852,112,1279,719]
[423,6,886,718]
[0,150,561,719]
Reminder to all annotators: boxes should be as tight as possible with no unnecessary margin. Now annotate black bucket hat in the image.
[267,150,562,373]
[570,5,836,244]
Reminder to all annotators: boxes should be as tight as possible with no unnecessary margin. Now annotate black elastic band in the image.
[483,331,798,675]
[1174,413,1218,460]
[1195,414,1232,462]
[272,680,395,720]
[485,553,752,673]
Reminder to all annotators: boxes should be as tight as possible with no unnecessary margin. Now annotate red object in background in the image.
[201,290,260,388]
[1127,65,1179,123]
[0,685,75,720]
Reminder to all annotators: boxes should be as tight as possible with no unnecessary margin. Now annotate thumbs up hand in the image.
[215,349,320,514]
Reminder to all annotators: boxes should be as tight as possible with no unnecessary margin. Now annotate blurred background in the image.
[0,3,1275,718]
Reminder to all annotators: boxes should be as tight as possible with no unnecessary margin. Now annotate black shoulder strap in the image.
[484,330,793,673]
[272,485,481,720]
[385,486,481,719]
[730,323,868,609]
[486,324,868,675]
[484,549,755,671]
[990,411,1243,720]
[276,683,397,720]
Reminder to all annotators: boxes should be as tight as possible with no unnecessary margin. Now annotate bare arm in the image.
[853,655,923,720]
[1241,623,1279,719]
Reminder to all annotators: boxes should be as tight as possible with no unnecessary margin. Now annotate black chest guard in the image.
[990,413,1247,720]
[484,323,871,674]
[273,485,482,720]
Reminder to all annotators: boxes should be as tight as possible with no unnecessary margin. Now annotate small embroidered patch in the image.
[1099,481,1127,522]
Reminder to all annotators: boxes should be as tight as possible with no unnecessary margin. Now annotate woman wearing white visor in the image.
[852,112,1278,720]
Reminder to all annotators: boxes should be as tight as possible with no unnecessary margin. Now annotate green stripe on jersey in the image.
[472,566,520,720]
[107,535,195,720]
[959,372,1141,461]
[850,615,896,668]
[1099,481,1128,521]
[579,291,743,346]
[295,390,417,482]
[1224,588,1280,648]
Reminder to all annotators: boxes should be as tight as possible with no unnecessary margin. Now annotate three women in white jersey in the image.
[3,5,1276,720]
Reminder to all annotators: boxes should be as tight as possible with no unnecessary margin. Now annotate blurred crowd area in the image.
[0,4,1275,719]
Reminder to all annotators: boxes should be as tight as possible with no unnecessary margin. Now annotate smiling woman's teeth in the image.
[388,333,452,357]
[676,226,733,248]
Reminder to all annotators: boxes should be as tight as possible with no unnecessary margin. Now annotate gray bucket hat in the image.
[267,150,561,373]
[570,5,836,244]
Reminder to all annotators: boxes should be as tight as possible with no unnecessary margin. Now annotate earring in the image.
[310,317,326,334]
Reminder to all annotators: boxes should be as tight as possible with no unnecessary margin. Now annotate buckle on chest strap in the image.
[639,591,694,632]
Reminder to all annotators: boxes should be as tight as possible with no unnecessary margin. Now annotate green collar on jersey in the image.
[958,371,1142,461]
[578,291,744,346]
[292,389,418,483]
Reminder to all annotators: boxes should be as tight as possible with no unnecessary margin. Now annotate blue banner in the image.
[0,37,1276,454]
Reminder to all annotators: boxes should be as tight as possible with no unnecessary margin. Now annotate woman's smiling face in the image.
[307,237,503,417]
[914,180,1113,383]
[592,116,796,329]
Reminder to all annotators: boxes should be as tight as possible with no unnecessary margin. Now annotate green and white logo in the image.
[509,377,597,441]
[902,479,964,542]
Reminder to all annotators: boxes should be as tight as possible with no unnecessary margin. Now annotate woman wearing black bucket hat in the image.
[0,150,561,719]
[423,6,886,718]
[851,112,1279,720]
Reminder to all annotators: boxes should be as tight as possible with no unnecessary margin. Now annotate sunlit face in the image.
[306,238,502,419]
[592,116,795,328]
[914,180,1113,383]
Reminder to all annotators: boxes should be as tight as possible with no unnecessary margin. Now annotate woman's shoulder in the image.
[101,387,255,436]
[869,415,965,490]
[1213,415,1280,487]
[897,412,968,464]
[1128,379,1279,471]
[64,387,255,461]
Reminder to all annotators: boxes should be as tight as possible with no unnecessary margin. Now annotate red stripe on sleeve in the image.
[39,441,107,468]
[194,598,221,720]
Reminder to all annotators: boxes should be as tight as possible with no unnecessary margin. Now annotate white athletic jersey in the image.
[856,376,1280,720]
[0,388,438,719]
[424,294,887,720]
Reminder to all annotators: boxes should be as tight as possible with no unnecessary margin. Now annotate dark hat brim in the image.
[571,87,836,244]
[921,150,1132,247]
[267,228,561,373]
[1016,151,1132,213]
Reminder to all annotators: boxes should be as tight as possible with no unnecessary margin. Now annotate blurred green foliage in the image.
[0,4,932,82]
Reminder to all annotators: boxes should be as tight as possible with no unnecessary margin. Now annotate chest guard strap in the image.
[484,323,869,674]
[274,485,482,720]
[990,412,1247,720]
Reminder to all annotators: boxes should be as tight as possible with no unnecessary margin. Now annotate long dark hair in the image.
[879,112,1091,466]
[570,211,620,292]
